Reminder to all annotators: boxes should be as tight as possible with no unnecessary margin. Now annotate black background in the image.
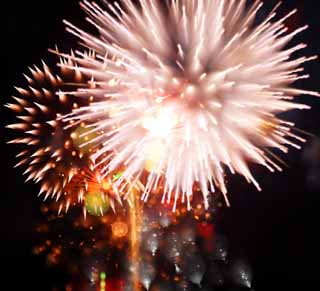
[1,0,320,290]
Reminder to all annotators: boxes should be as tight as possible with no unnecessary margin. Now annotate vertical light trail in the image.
[129,187,143,291]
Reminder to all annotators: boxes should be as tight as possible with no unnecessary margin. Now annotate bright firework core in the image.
[58,0,318,211]
[142,106,178,139]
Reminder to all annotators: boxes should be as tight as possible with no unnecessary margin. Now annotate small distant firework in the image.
[59,0,318,210]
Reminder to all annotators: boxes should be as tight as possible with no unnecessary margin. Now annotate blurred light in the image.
[112,221,129,238]
[100,272,106,280]
[85,192,110,216]
[142,107,178,139]
[144,139,165,173]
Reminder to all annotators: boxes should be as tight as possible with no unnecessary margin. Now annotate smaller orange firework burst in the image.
[5,50,123,214]
[71,166,125,217]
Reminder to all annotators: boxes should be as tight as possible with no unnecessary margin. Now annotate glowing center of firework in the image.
[142,106,179,172]
[142,106,178,139]
[182,84,199,104]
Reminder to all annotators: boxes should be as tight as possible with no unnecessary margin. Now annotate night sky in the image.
[1,0,320,290]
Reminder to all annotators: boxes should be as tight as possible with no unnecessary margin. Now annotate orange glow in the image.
[112,221,129,238]
[102,179,112,191]
[64,140,72,150]
[87,181,100,193]
[259,119,280,135]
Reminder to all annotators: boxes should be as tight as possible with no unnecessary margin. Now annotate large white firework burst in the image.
[61,0,319,210]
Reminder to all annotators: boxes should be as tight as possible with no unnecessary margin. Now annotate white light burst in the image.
[61,0,319,210]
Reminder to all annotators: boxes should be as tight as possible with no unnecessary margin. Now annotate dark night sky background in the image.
[1,0,320,290]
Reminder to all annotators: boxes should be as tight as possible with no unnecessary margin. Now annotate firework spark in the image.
[58,0,317,210]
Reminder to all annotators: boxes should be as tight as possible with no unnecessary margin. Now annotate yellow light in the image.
[108,78,118,87]
[144,139,165,173]
[102,181,111,192]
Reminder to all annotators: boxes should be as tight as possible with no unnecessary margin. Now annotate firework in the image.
[36,1,320,210]
[6,52,123,214]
